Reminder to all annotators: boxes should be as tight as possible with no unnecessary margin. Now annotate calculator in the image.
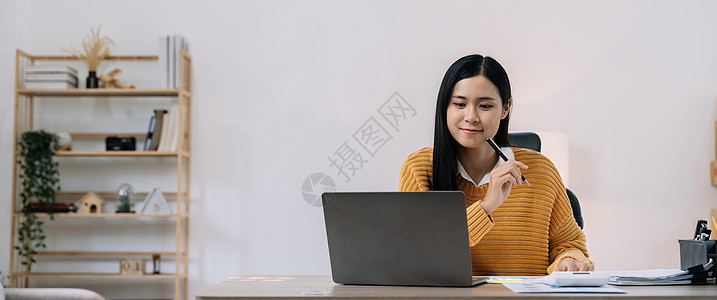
[541,271,610,287]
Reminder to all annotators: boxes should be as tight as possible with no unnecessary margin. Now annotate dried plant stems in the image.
[62,25,115,71]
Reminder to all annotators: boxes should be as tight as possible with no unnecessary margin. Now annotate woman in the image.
[399,54,593,275]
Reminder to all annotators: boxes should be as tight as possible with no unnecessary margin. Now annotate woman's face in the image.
[446,75,510,150]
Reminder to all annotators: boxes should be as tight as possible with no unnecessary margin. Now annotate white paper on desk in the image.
[488,276,541,284]
[503,283,626,294]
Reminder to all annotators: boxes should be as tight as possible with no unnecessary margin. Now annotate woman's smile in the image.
[460,128,482,134]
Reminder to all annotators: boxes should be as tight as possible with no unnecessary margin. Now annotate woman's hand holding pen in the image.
[481,160,528,215]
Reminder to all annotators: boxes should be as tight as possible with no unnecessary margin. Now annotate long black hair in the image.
[431,54,512,190]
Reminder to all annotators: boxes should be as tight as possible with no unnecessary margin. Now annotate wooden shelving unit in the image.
[9,49,191,300]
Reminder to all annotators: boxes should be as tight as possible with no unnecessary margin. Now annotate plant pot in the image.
[86,71,99,88]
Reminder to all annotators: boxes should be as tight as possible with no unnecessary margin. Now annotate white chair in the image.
[0,285,105,300]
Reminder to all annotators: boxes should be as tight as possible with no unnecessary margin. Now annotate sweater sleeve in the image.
[398,149,432,191]
[544,162,592,273]
[466,201,494,247]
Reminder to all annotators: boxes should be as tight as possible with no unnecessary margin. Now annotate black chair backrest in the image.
[565,189,583,230]
[507,132,584,229]
[507,132,541,152]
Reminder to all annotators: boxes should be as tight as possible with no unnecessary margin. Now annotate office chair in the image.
[507,132,584,229]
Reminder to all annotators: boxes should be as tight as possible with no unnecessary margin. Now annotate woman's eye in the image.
[479,104,494,109]
[453,103,466,108]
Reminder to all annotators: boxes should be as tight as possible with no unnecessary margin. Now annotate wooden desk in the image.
[196,275,717,300]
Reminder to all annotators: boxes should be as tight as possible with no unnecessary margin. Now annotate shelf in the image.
[36,251,181,257]
[56,191,181,198]
[17,88,185,97]
[27,54,158,61]
[12,272,183,280]
[14,150,180,157]
[70,132,146,139]
[56,150,178,156]
[14,212,183,218]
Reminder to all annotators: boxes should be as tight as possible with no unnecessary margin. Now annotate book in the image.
[26,74,77,84]
[25,71,78,80]
[24,81,77,89]
[25,64,78,74]
[178,36,188,87]
[25,77,77,86]
[158,102,179,152]
[148,109,168,151]
[169,35,175,88]
[159,36,169,88]
[608,278,715,286]
[158,34,189,88]
[168,103,180,152]
[608,259,715,285]
[24,64,79,89]
[24,202,72,213]
[156,111,170,151]
[26,77,77,84]
[143,115,156,151]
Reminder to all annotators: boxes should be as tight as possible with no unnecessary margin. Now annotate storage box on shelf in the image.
[9,49,192,300]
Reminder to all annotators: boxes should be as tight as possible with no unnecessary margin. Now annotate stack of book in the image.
[158,35,189,89]
[143,103,179,152]
[24,65,78,89]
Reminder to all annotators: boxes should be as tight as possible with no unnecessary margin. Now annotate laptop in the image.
[321,191,488,287]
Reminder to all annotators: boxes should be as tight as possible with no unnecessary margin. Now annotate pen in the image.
[486,137,530,186]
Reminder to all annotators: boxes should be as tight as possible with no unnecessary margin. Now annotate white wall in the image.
[2,0,717,297]
[0,0,21,287]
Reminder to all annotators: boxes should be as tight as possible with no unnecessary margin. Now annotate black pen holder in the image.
[678,239,717,273]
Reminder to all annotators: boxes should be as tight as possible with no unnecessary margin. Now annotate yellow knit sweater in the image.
[399,147,591,275]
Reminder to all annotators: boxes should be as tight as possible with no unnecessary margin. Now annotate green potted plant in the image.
[16,130,60,271]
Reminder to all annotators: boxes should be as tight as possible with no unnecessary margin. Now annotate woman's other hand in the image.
[481,160,528,215]
[555,257,595,272]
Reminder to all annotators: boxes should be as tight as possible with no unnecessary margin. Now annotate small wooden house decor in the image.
[139,187,171,214]
[79,192,105,214]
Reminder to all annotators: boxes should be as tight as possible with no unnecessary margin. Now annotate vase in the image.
[86,71,99,88]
